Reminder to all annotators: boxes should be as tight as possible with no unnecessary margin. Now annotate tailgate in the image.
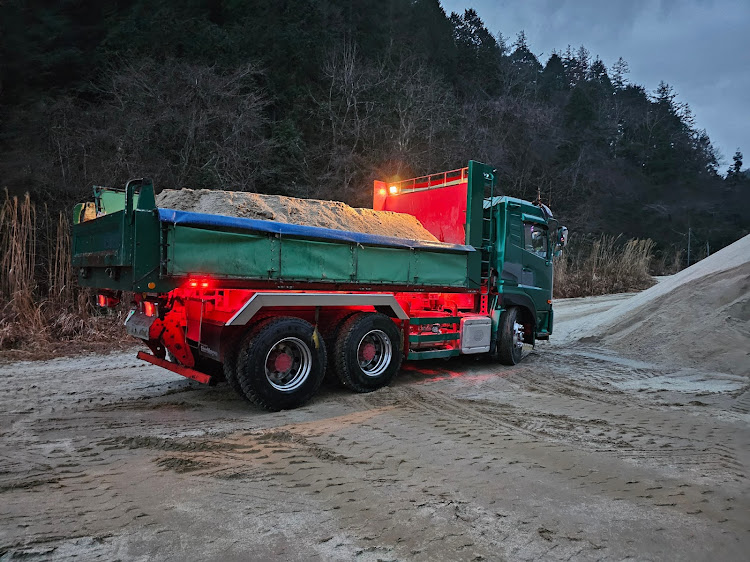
[72,179,166,292]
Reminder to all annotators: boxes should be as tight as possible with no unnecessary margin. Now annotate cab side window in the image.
[524,223,548,258]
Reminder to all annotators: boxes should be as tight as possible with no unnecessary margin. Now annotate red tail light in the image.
[186,277,212,289]
[97,293,120,308]
[143,301,156,317]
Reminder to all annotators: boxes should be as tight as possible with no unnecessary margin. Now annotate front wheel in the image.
[496,307,525,365]
[235,317,326,411]
[333,312,402,393]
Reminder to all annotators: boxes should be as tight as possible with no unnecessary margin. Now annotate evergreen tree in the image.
[589,57,611,87]
[726,150,744,184]
[449,9,501,95]
[509,30,542,88]
[610,57,629,90]
[541,53,568,97]
[730,150,743,176]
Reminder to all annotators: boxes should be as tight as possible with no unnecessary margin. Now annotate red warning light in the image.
[143,301,155,317]
[97,294,106,307]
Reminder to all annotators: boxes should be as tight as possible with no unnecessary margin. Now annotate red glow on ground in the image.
[400,363,509,385]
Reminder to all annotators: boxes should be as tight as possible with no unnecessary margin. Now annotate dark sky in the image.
[441,0,749,170]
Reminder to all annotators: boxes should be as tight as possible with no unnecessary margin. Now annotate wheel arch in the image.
[499,293,537,345]
[225,292,409,327]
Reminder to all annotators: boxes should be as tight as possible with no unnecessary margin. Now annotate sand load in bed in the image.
[156,189,439,242]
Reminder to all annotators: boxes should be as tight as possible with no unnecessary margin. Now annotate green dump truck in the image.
[73,161,567,410]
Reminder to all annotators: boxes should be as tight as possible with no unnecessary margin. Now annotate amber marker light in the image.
[389,185,399,194]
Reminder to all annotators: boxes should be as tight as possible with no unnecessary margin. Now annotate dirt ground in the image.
[1,293,749,561]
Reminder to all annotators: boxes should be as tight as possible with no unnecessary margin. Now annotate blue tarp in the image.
[158,208,474,253]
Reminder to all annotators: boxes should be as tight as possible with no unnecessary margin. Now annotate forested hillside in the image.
[1,0,748,258]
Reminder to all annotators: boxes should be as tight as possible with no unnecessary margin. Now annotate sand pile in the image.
[156,189,439,242]
[574,234,750,376]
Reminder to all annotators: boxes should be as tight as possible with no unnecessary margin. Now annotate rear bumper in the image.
[136,351,213,385]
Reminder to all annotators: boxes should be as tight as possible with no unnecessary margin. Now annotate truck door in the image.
[521,221,552,330]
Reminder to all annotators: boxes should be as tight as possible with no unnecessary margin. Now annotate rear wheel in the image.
[496,307,525,365]
[333,313,402,393]
[223,338,246,399]
[223,319,271,400]
[322,311,359,381]
[235,317,326,411]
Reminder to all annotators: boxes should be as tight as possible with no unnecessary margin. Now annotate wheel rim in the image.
[512,321,525,351]
[357,329,392,378]
[264,337,312,392]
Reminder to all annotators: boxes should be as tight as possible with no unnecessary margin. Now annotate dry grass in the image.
[554,235,656,298]
[0,190,127,355]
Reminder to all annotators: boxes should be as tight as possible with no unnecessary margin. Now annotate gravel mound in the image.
[575,234,750,376]
[156,189,439,242]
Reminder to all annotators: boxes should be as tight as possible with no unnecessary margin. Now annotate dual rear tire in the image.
[223,313,402,410]
[332,312,402,393]
[234,317,326,411]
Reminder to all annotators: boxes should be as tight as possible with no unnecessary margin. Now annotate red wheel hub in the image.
[360,342,377,362]
[273,352,293,372]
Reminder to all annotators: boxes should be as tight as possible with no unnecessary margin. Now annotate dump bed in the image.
[72,180,476,293]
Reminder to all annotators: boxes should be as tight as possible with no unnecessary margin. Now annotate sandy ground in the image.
[1,295,749,561]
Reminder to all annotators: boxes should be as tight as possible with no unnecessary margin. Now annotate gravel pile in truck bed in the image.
[156,188,439,242]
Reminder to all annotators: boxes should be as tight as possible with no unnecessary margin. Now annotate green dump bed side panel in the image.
[165,225,470,288]
[73,182,473,292]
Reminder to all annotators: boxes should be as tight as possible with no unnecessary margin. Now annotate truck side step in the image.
[408,316,459,326]
[407,349,460,360]
[137,351,213,385]
[408,333,459,343]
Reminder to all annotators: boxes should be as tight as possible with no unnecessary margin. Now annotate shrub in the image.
[0,191,126,353]
[554,234,656,298]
